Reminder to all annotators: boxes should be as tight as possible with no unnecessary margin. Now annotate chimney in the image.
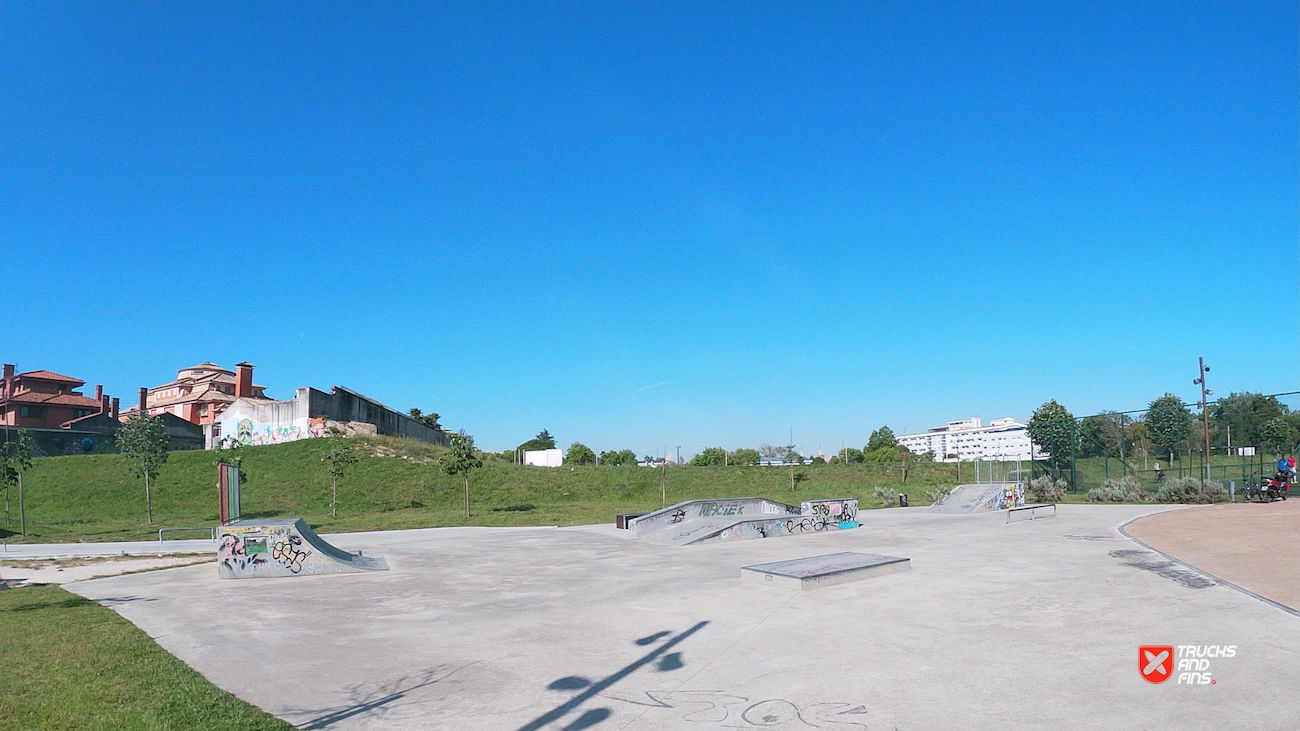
[235,362,254,399]
[3,364,13,380]
[111,397,120,420]
[95,384,103,401]
[2,363,12,398]
[101,394,110,416]
[139,387,148,414]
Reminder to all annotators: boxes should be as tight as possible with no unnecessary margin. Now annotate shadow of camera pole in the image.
[516,620,710,731]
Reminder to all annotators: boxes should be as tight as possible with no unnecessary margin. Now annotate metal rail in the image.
[158,526,218,544]
[1007,503,1056,524]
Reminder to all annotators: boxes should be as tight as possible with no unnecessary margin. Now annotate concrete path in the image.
[67,506,1300,731]
[0,525,550,560]
[0,555,211,585]
[1124,499,1300,613]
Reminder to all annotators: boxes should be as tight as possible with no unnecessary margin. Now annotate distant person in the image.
[1154,463,1164,483]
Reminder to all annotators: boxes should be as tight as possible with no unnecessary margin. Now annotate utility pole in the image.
[1194,357,1213,481]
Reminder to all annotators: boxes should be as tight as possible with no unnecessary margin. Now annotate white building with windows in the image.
[897,416,1043,462]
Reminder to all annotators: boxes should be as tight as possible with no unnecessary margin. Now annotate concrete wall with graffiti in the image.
[217,518,388,579]
[209,385,447,449]
[631,498,800,538]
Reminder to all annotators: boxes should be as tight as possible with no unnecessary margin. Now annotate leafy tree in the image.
[1027,400,1077,470]
[519,429,557,452]
[729,448,761,466]
[407,407,442,430]
[566,442,596,465]
[116,414,170,523]
[690,447,727,466]
[1145,394,1193,461]
[1260,417,1295,455]
[838,446,865,463]
[1211,393,1289,447]
[866,426,897,452]
[599,449,638,466]
[440,433,483,517]
[321,433,358,518]
[784,444,804,464]
[863,446,898,463]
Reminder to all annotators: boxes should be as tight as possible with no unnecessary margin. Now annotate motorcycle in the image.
[1260,473,1290,502]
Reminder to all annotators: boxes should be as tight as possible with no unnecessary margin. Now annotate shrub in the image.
[925,485,954,504]
[1156,477,1227,504]
[1027,475,1067,503]
[873,486,897,508]
[1086,476,1148,503]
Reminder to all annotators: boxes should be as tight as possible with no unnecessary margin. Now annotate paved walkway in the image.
[64,505,1300,731]
[1124,498,1300,612]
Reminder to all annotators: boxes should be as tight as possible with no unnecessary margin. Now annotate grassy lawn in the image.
[2,436,970,543]
[0,583,292,731]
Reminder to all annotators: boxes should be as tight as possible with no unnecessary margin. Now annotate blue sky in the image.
[3,2,1297,456]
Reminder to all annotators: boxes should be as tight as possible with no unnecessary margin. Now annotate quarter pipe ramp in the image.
[217,518,389,579]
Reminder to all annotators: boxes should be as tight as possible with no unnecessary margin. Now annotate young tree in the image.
[116,414,170,523]
[566,442,596,465]
[1128,420,1154,470]
[866,426,897,452]
[1146,394,1193,462]
[0,446,13,527]
[3,431,35,536]
[1027,400,1076,471]
[321,434,358,518]
[440,433,483,517]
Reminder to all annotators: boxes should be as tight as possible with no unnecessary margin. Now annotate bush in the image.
[872,485,898,508]
[925,485,954,504]
[1086,476,1148,503]
[1156,477,1227,504]
[1027,475,1067,503]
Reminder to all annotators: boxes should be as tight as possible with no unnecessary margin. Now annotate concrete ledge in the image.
[741,551,911,591]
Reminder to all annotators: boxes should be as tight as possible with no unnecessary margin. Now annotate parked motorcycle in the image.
[1261,472,1290,502]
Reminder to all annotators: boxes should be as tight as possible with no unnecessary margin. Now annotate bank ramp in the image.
[629,497,860,546]
[927,483,1025,514]
[217,519,389,579]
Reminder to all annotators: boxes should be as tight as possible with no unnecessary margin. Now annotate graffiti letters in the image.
[699,504,746,517]
[605,691,869,729]
[271,533,311,574]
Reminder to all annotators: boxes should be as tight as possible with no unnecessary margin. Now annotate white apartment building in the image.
[897,416,1043,462]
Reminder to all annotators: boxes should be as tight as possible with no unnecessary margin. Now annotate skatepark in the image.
[47,497,1300,731]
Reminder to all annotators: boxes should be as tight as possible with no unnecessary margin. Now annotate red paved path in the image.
[1125,499,1299,611]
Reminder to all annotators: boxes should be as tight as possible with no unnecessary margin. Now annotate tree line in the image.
[1028,391,1299,470]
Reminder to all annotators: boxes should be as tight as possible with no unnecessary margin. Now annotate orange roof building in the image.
[121,362,267,425]
[1,364,118,429]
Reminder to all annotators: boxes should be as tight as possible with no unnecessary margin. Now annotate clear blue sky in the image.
[4,2,1297,456]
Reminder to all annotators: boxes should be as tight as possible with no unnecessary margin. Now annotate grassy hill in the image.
[1,436,970,543]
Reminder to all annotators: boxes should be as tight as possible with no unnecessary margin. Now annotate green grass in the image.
[0,583,293,731]
[1,436,970,543]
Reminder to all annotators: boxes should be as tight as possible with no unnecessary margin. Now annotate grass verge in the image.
[0,583,292,730]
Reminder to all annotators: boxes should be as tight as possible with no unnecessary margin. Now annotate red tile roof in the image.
[4,391,101,407]
[16,370,86,384]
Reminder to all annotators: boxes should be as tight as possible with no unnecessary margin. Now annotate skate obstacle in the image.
[628,497,860,546]
[217,518,389,579]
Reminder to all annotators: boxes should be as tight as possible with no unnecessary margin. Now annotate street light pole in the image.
[1194,357,1213,481]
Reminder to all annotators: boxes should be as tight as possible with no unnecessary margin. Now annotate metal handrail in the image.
[158,526,218,544]
[1007,503,1057,523]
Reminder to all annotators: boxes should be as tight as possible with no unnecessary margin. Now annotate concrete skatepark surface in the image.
[68,505,1300,730]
